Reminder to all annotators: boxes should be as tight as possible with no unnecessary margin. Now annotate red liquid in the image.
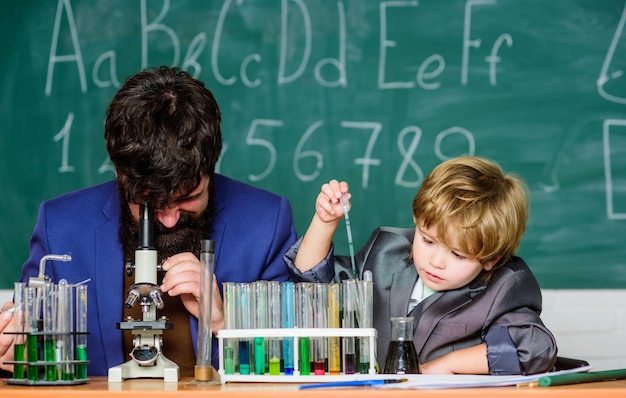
[313,361,325,375]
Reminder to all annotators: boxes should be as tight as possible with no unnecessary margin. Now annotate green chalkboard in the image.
[1,0,626,289]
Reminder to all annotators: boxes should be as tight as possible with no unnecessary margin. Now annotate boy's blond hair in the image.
[412,156,529,271]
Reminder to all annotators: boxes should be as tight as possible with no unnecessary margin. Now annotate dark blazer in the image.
[20,174,297,375]
[285,226,557,375]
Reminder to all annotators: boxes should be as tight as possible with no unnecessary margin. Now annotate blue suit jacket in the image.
[20,174,297,376]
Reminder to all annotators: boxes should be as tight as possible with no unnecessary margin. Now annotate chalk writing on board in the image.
[603,119,626,220]
[598,2,626,104]
[45,0,512,96]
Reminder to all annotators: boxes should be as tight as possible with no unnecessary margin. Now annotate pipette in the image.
[340,193,357,279]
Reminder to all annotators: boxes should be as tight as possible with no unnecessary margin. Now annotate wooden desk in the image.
[1,377,625,397]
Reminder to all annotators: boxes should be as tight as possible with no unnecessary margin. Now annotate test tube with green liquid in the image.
[267,281,282,375]
[43,280,57,381]
[252,281,267,375]
[57,280,74,380]
[296,283,313,375]
[75,284,88,379]
[26,286,39,381]
[237,283,251,375]
[12,282,26,380]
[358,276,373,373]
[327,283,341,375]
[223,282,237,375]
[342,279,357,374]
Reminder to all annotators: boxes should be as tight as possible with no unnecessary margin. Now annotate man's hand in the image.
[160,252,224,332]
[0,302,16,372]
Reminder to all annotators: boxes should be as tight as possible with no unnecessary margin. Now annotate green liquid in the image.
[62,371,74,381]
[224,345,235,375]
[269,358,280,375]
[359,361,370,374]
[299,337,310,375]
[253,337,265,375]
[44,338,57,381]
[76,344,88,379]
[26,335,38,381]
[13,344,25,379]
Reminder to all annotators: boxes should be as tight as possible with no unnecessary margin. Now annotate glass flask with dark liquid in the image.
[383,316,419,374]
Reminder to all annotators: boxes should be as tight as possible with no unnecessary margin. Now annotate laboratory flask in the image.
[383,316,419,374]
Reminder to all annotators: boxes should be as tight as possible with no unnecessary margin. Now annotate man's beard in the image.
[119,190,215,264]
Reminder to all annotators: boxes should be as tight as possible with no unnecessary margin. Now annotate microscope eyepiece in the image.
[138,203,154,249]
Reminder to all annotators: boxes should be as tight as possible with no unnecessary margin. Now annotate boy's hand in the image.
[315,179,350,223]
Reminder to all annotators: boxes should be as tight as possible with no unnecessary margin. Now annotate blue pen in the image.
[299,378,407,389]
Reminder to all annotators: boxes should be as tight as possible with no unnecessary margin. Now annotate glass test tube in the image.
[252,281,267,375]
[12,282,26,380]
[57,280,74,380]
[342,279,357,374]
[75,284,88,379]
[43,280,57,381]
[358,278,373,373]
[195,240,215,382]
[312,283,328,375]
[281,281,295,375]
[26,286,39,381]
[296,282,313,375]
[237,283,251,375]
[327,283,341,375]
[267,281,282,375]
[223,282,237,375]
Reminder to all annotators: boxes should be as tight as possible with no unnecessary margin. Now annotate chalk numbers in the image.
[54,115,474,189]
[53,112,76,173]
[241,119,476,189]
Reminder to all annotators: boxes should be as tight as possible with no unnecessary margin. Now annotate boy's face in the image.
[412,223,497,292]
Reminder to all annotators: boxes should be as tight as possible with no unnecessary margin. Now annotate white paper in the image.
[374,365,593,389]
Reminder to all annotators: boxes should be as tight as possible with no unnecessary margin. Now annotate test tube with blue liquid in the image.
[252,281,268,375]
[223,282,237,375]
[75,284,88,380]
[281,281,295,375]
[237,283,251,375]
[267,281,282,375]
[12,282,26,380]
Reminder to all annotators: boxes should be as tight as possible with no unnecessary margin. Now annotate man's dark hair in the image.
[105,66,222,207]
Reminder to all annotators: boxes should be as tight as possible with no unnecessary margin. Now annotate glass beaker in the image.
[383,316,419,374]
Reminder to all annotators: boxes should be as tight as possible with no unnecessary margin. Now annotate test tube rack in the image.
[3,330,90,386]
[217,327,377,383]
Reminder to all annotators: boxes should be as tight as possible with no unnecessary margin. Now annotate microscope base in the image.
[108,354,179,383]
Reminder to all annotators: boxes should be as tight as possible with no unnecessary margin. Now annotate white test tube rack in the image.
[217,327,378,383]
